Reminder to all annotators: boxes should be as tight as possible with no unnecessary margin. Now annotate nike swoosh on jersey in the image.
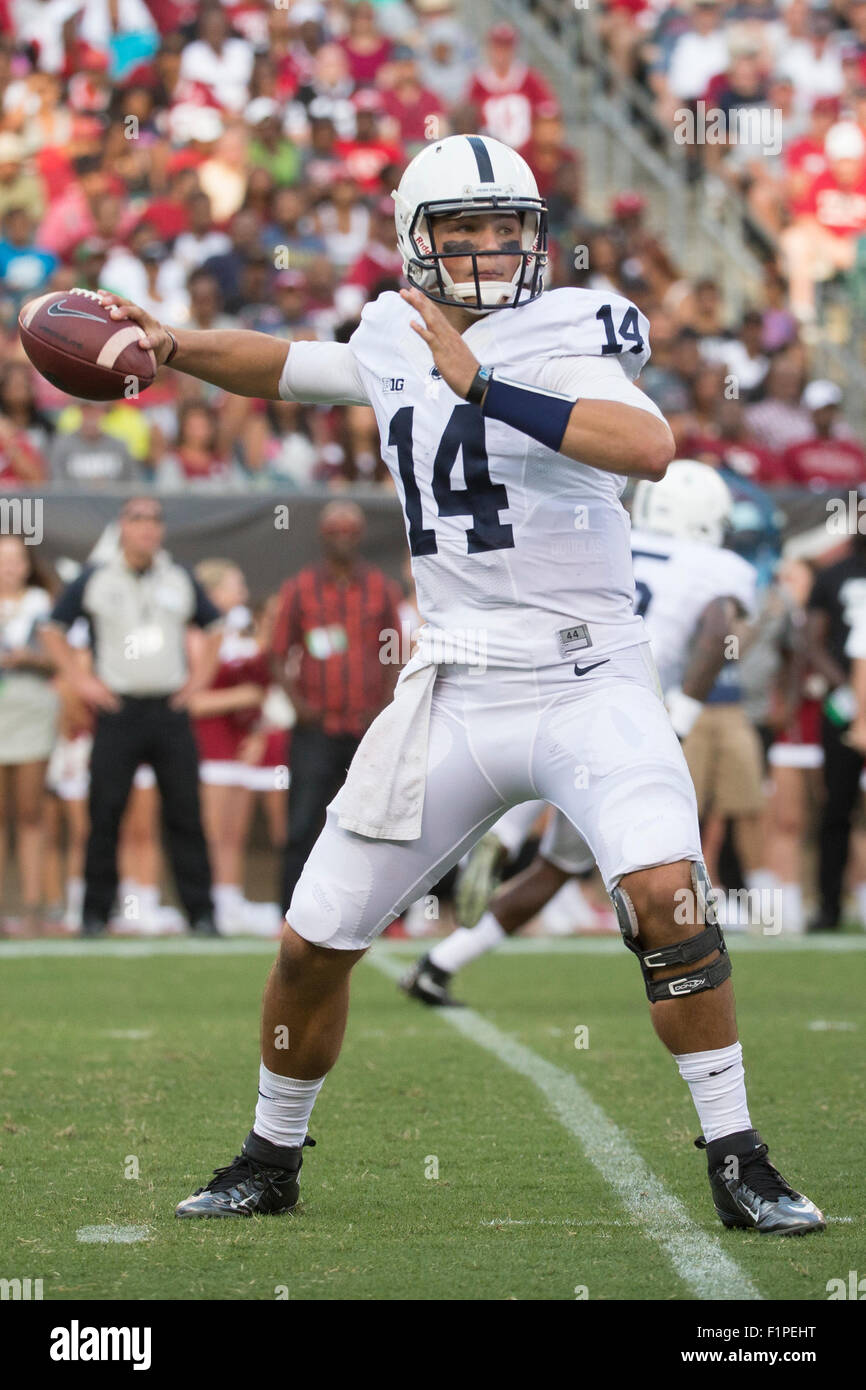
[573,659,610,677]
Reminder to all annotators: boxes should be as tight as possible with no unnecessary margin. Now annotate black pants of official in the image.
[818,714,864,926]
[83,696,213,926]
[281,725,361,915]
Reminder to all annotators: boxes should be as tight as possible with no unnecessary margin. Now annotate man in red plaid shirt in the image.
[270,500,402,912]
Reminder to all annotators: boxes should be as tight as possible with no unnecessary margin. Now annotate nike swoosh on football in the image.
[46,299,108,324]
[573,659,610,677]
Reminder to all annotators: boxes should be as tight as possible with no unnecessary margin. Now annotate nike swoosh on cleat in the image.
[573,659,610,677]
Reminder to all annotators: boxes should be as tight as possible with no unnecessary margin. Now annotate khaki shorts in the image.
[683,704,765,819]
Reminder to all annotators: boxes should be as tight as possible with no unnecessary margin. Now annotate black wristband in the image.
[466,366,492,406]
[480,373,575,453]
[164,328,179,366]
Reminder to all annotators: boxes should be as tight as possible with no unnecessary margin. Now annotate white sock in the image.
[66,877,85,912]
[745,869,777,892]
[254,1062,325,1149]
[855,883,866,928]
[137,884,160,914]
[428,911,506,973]
[779,883,804,935]
[674,1042,751,1143]
[214,884,245,923]
[214,883,244,906]
[118,876,137,904]
[747,870,776,920]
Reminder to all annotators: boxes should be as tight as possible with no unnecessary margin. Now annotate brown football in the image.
[18,288,157,401]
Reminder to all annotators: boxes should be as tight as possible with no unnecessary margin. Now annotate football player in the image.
[401,460,759,1005]
[98,135,823,1235]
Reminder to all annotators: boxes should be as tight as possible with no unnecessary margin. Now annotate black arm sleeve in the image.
[188,573,223,630]
[48,566,95,629]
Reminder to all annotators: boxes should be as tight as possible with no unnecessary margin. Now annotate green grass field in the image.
[1,936,863,1301]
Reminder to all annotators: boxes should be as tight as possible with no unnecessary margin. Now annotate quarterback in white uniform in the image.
[99,134,822,1235]
[402,461,759,993]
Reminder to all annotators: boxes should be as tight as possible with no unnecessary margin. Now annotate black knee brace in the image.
[611,861,731,1003]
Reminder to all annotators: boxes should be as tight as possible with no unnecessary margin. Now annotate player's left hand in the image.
[94,290,175,365]
[400,287,480,399]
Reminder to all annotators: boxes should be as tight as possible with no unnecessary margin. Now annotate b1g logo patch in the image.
[556,623,592,657]
[381,377,404,392]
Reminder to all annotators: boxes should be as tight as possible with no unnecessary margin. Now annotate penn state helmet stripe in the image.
[466,135,495,183]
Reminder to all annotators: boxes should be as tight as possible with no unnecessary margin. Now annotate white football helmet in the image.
[392,134,548,314]
[631,459,734,548]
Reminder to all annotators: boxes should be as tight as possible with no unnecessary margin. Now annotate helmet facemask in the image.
[403,195,548,314]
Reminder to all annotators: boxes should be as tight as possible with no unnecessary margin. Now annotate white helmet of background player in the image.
[631,459,734,548]
[392,134,548,314]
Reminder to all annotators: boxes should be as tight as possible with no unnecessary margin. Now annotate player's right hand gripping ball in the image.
[18,288,156,401]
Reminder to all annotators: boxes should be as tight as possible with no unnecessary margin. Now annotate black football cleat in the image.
[697,1128,825,1236]
[400,953,465,1007]
[189,914,221,938]
[80,916,108,938]
[175,1130,315,1218]
[806,912,839,933]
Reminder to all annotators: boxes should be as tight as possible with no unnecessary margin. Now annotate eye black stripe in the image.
[466,135,495,183]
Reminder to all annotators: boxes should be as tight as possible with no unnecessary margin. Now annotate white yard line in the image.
[76,1225,150,1244]
[807,1020,857,1031]
[368,950,763,1302]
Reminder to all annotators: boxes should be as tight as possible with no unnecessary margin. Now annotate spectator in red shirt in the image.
[335,89,404,194]
[682,398,785,486]
[379,46,446,151]
[36,154,118,261]
[518,101,579,205]
[466,22,555,150]
[344,196,404,297]
[0,414,44,486]
[784,95,839,215]
[781,120,866,320]
[189,558,272,934]
[269,500,402,912]
[780,380,866,489]
[339,0,392,86]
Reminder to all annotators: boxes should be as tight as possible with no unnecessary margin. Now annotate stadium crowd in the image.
[0,1,862,486]
[600,0,866,320]
[0,0,865,936]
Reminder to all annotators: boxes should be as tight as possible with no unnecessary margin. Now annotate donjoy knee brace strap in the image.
[612,861,731,1002]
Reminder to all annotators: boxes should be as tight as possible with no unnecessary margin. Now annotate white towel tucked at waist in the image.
[335,646,438,841]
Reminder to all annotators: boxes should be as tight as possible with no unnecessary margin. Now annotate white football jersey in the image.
[629,527,758,690]
[281,287,666,668]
